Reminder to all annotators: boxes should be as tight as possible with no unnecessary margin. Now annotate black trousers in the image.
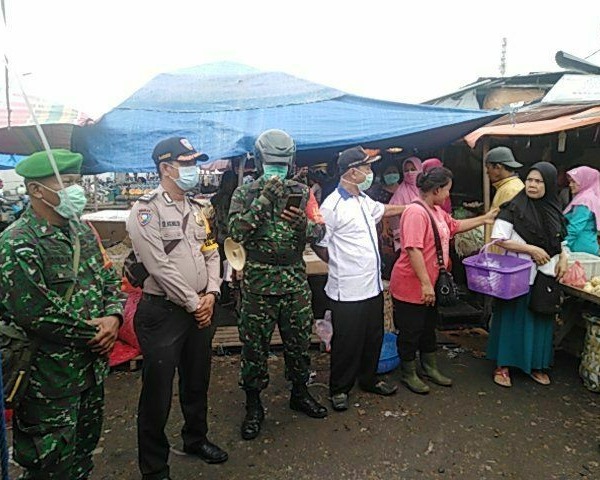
[393,299,438,362]
[134,296,212,480]
[329,293,384,396]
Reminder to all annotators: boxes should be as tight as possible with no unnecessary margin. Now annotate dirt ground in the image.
[8,332,600,480]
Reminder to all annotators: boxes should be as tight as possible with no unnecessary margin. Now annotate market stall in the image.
[460,84,600,391]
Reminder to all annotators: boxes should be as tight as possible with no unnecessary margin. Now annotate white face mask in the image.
[346,168,374,191]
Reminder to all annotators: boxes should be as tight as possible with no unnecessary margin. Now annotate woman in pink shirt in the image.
[389,167,498,394]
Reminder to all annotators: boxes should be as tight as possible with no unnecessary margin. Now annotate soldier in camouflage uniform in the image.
[0,150,123,480]
[228,129,328,441]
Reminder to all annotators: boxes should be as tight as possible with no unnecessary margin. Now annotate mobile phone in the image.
[285,194,303,210]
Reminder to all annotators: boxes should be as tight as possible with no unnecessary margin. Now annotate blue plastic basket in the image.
[377,332,400,374]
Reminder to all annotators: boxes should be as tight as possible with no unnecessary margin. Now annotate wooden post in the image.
[482,139,492,244]
[482,138,491,211]
[237,154,247,187]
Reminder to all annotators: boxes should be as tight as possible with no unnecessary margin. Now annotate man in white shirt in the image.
[314,146,405,411]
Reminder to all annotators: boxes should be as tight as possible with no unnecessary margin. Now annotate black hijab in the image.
[497,162,566,257]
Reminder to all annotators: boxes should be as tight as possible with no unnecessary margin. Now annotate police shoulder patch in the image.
[139,192,157,203]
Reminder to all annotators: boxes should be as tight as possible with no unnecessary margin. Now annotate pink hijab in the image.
[564,166,600,230]
[422,158,452,213]
[390,157,422,250]
[390,156,423,206]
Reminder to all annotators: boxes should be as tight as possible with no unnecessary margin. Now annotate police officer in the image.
[0,149,123,479]
[229,129,328,441]
[127,137,227,480]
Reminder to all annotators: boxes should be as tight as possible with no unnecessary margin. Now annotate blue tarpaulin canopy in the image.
[0,154,23,170]
[72,62,501,174]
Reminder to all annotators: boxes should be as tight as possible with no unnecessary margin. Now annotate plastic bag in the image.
[562,261,587,288]
[315,310,333,352]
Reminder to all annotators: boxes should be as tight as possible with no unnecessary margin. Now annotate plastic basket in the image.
[377,332,400,374]
[567,252,600,281]
[462,240,533,300]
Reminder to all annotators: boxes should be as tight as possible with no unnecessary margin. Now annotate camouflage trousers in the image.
[238,290,312,391]
[13,383,104,480]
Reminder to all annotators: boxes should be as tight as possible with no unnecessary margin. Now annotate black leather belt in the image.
[246,249,303,266]
[142,292,172,306]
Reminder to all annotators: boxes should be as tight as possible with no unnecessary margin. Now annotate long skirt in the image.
[486,292,554,373]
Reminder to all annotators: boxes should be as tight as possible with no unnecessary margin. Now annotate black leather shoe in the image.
[290,391,328,418]
[184,440,228,464]
[241,403,265,440]
[360,380,398,396]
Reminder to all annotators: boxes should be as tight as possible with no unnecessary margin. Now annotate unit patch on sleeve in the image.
[138,209,153,226]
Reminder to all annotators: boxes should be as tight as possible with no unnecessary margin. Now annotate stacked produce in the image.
[582,276,600,296]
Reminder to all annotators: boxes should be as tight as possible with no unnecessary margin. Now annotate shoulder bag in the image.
[529,270,563,315]
[413,201,460,307]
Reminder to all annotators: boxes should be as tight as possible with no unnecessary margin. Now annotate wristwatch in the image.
[207,291,221,302]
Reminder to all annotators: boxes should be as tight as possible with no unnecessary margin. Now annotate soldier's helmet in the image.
[254,129,296,175]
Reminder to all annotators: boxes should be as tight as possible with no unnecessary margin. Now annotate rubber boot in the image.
[421,352,453,387]
[289,384,328,418]
[400,360,430,394]
[241,390,264,440]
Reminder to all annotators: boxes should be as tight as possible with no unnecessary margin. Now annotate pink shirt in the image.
[389,203,459,304]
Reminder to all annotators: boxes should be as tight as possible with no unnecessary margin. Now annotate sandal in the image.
[529,371,550,386]
[493,367,512,387]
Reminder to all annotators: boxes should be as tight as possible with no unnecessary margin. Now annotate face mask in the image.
[383,173,400,185]
[403,171,419,186]
[263,164,289,179]
[353,169,374,191]
[170,165,199,191]
[38,183,87,219]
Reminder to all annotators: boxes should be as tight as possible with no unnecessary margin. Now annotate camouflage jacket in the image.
[228,176,324,295]
[0,208,123,398]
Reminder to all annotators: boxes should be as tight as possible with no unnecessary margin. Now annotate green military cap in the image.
[15,149,83,179]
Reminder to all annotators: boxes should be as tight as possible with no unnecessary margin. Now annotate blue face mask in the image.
[171,165,199,191]
[263,164,289,179]
[383,173,400,185]
[38,183,87,219]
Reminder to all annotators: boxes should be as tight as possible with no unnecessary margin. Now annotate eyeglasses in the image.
[525,178,544,185]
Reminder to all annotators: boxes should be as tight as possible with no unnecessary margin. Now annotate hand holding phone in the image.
[284,194,303,211]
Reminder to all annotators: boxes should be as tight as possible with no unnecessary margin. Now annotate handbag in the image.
[528,271,563,315]
[414,202,460,307]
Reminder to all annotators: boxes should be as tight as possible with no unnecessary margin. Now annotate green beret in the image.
[15,149,83,179]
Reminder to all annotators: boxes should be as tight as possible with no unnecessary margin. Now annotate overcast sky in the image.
[1,0,600,118]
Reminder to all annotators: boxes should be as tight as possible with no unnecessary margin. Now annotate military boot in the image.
[289,384,328,418]
[400,360,430,394]
[241,390,264,440]
[421,352,453,387]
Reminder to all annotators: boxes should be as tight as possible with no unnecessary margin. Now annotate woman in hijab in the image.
[422,158,452,213]
[563,166,600,255]
[487,162,568,388]
[390,157,423,250]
